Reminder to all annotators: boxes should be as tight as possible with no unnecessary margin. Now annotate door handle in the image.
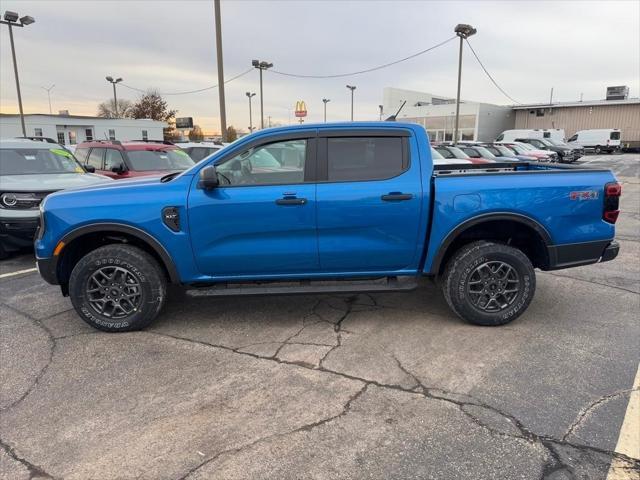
[276,197,307,206]
[381,193,413,201]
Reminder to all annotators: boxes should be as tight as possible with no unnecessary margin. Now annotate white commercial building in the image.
[382,87,515,142]
[0,114,167,145]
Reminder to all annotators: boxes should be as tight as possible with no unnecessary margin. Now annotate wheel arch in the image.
[55,223,180,290]
[430,213,552,275]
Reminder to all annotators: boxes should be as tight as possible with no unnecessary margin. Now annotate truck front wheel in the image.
[442,241,536,326]
[68,245,167,332]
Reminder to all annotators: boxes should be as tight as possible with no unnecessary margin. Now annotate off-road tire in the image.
[69,245,166,332]
[442,241,536,326]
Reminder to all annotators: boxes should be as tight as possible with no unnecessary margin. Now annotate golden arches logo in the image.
[295,100,307,117]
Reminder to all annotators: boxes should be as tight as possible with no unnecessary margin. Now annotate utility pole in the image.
[246,92,255,132]
[346,85,356,121]
[322,98,330,122]
[105,76,123,117]
[453,23,476,145]
[42,84,55,115]
[268,115,272,128]
[252,59,273,129]
[378,105,383,121]
[214,0,227,141]
[1,11,35,137]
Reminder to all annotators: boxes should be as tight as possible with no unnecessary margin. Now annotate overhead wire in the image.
[464,39,522,104]
[120,68,253,95]
[269,36,457,78]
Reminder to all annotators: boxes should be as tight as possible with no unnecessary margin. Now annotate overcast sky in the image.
[1,0,638,133]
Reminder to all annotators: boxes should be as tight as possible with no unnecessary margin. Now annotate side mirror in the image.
[198,165,219,190]
[85,165,96,173]
[111,163,126,174]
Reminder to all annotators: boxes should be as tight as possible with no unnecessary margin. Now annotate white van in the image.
[567,129,621,153]
[496,129,566,142]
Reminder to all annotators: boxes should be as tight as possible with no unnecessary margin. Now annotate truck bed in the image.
[432,161,612,176]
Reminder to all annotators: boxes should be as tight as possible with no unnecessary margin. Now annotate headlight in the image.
[36,203,46,240]
[0,192,40,209]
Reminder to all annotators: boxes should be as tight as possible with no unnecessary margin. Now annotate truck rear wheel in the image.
[68,245,166,332]
[442,241,536,326]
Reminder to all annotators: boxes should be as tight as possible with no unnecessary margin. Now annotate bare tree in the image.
[189,125,205,142]
[96,99,132,118]
[129,90,177,121]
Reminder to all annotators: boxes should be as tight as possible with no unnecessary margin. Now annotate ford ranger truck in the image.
[35,123,621,332]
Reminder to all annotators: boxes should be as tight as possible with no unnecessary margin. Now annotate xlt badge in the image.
[162,207,180,232]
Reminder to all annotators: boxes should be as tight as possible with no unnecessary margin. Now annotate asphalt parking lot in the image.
[1,153,638,480]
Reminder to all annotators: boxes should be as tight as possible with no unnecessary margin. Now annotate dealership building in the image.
[382,87,515,142]
[512,97,640,147]
[383,86,640,147]
[0,113,167,145]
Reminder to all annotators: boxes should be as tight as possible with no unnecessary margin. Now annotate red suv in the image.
[73,140,194,179]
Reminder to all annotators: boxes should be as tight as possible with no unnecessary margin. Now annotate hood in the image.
[0,173,112,192]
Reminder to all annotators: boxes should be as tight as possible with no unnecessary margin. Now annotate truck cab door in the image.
[188,134,319,277]
[315,130,423,273]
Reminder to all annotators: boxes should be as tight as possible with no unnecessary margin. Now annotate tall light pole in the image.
[42,84,55,115]
[346,85,356,121]
[105,76,123,117]
[378,105,383,121]
[453,23,476,145]
[1,11,35,137]
[252,59,273,129]
[322,98,330,122]
[246,92,256,132]
[214,0,227,141]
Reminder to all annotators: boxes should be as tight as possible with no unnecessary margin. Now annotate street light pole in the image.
[322,98,330,122]
[246,92,256,132]
[1,11,35,137]
[214,0,227,141]
[378,105,383,121]
[453,23,476,145]
[252,59,273,129]
[105,76,123,117]
[346,85,356,121]
[42,84,55,115]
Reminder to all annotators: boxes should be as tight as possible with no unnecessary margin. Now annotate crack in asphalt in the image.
[0,437,56,479]
[175,383,369,480]
[2,292,639,479]
[541,271,639,295]
[0,303,57,413]
[562,387,640,442]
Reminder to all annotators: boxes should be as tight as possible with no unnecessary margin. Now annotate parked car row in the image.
[498,128,622,154]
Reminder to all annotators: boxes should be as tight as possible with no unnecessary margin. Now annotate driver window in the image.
[216,139,306,186]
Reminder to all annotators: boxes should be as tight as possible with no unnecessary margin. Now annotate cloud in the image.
[1,0,638,132]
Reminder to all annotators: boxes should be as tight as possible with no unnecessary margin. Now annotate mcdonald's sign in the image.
[294,100,307,118]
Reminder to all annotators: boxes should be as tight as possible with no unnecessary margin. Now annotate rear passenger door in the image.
[86,148,107,176]
[315,130,422,272]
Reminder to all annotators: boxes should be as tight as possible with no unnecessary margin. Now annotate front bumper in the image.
[0,217,39,252]
[36,256,59,285]
[545,239,619,270]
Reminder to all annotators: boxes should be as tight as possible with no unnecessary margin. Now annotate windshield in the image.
[494,145,515,156]
[509,145,529,154]
[0,147,85,175]
[431,147,445,160]
[546,139,568,147]
[447,146,470,159]
[474,146,496,158]
[517,143,535,151]
[126,148,194,171]
[538,139,554,147]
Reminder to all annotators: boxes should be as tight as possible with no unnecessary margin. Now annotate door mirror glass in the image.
[85,165,96,173]
[198,165,219,190]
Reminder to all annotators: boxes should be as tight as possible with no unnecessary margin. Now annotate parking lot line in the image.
[0,267,38,279]
[606,363,640,479]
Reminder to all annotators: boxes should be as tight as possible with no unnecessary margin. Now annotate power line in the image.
[119,68,253,96]
[269,36,457,79]
[464,39,521,104]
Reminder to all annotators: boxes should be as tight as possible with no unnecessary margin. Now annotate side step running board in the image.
[186,276,418,298]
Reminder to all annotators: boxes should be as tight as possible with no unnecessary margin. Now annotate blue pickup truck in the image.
[35,122,621,332]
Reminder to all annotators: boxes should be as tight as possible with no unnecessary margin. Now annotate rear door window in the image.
[326,137,405,182]
[74,147,90,162]
[87,148,105,169]
[610,131,620,140]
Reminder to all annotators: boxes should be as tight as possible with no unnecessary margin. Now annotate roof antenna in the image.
[385,100,406,121]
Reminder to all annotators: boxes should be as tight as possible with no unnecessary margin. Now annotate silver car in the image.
[0,138,112,258]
